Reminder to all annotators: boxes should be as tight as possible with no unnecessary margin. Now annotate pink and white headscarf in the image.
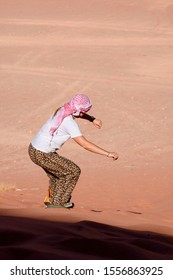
[50,94,92,135]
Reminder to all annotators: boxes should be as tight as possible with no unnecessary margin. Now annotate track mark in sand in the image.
[127,210,142,215]
[0,18,160,34]
[0,64,81,81]
[0,64,106,85]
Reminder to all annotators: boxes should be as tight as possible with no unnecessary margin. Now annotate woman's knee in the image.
[75,165,81,177]
[70,162,81,178]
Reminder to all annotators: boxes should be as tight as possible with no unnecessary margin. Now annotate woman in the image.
[28,94,118,208]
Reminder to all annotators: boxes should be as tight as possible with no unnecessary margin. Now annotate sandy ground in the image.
[0,0,173,259]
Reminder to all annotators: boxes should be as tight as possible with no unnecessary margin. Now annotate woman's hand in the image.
[107,152,119,160]
[73,136,119,161]
[93,119,102,129]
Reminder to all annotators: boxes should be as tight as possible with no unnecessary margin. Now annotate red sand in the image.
[0,0,173,259]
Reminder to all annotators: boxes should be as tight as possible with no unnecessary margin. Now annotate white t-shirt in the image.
[31,114,82,153]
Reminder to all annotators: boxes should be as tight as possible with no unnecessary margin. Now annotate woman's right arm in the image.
[73,136,118,160]
[77,112,102,129]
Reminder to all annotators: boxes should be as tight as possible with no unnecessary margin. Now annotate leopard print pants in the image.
[28,144,81,205]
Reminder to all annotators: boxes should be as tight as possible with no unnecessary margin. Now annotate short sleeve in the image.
[63,117,82,138]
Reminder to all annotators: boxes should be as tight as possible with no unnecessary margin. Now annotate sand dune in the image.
[1,214,173,260]
[0,0,173,260]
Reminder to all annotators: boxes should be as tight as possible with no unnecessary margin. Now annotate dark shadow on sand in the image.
[0,215,173,260]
